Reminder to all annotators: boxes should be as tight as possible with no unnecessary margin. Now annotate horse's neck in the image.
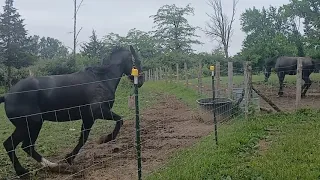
[103,64,124,93]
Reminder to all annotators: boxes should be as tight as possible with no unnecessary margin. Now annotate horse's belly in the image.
[42,105,95,122]
[42,107,82,121]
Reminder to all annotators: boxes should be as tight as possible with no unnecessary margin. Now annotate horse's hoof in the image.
[16,168,30,179]
[65,153,74,165]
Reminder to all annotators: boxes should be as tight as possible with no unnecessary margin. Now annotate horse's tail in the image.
[0,96,5,104]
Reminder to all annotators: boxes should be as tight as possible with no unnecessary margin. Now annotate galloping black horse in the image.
[0,45,144,178]
[264,56,315,97]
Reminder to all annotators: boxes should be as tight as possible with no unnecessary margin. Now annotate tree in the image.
[149,4,202,53]
[287,0,320,58]
[38,37,69,59]
[0,0,35,88]
[204,0,239,59]
[80,30,106,61]
[239,6,299,69]
[72,0,84,65]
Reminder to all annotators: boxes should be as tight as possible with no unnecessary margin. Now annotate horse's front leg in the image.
[97,104,123,144]
[301,75,312,98]
[65,120,94,165]
[277,72,285,96]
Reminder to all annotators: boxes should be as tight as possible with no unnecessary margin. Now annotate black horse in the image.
[0,45,144,178]
[264,56,315,97]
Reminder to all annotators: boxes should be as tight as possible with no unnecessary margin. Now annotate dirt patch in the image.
[39,94,213,180]
[257,139,270,154]
[254,82,320,112]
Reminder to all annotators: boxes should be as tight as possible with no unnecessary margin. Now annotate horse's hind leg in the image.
[301,75,312,97]
[277,71,285,96]
[3,125,29,178]
[21,117,57,168]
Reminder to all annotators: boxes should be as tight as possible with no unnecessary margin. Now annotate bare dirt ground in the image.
[254,81,320,112]
[38,94,213,180]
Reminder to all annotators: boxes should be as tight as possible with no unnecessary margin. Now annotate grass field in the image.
[0,74,320,179]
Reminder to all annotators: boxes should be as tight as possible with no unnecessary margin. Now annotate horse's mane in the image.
[84,65,112,75]
[102,45,129,64]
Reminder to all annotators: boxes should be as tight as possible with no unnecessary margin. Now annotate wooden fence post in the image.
[227,62,233,99]
[156,68,159,81]
[184,62,188,87]
[215,62,221,97]
[198,61,203,96]
[159,67,163,80]
[144,71,148,82]
[176,63,179,82]
[296,58,302,110]
[244,61,252,119]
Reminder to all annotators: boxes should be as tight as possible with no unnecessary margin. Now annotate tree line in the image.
[0,0,319,90]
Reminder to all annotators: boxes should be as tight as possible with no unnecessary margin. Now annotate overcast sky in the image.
[9,0,289,56]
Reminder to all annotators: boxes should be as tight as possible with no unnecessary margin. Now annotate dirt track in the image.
[38,94,213,180]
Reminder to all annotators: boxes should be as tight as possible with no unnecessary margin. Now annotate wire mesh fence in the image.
[0,58,320,179]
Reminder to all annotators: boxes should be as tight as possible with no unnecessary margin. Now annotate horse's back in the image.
[4,72,93,119]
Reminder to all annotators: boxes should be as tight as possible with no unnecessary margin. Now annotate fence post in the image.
[227,62,233,99]
[144,71,148,82]
[176,63,179,82]
[159,67,163,80]
[209,65,218,145]
[131,67,142,180]
[215,62,221,97]
[244,61,252,119]
[184,62,188,87]
[156,68,159,81]
[296,58,302,110]
[198,60,203,96]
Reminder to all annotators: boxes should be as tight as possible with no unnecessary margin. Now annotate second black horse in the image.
[264,56,316,97]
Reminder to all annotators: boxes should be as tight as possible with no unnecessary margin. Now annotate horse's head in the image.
[263,57,276,82]
[103,45,144,88]
[127,45,144,88]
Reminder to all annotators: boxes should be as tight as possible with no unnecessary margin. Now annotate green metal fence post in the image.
[210,65,218,145]
[132,67,142,180]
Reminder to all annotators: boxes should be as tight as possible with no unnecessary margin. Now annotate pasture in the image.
[0,72,320,179]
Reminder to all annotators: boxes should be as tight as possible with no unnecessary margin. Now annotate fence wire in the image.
[0,60,320,179]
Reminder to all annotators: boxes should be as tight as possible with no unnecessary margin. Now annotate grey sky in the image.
[10,0,289,56]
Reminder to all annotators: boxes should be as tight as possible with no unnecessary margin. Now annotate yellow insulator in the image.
[131,68,139,77]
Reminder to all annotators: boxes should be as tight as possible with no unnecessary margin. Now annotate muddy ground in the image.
[36,94,213,180]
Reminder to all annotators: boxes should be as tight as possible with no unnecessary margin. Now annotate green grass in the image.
[144,106,320,179]
[189,72,320,87]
